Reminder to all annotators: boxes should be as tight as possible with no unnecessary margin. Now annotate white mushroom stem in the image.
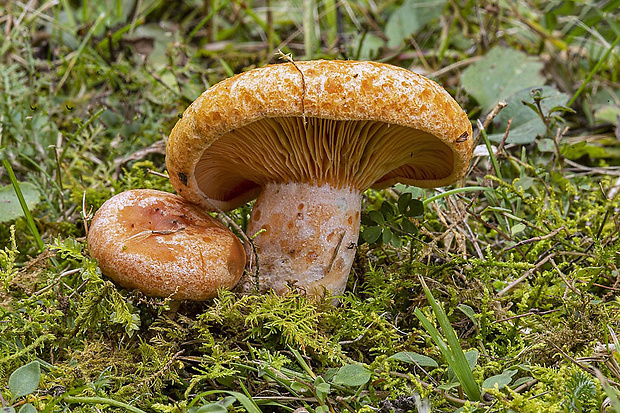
[243,182,362,297]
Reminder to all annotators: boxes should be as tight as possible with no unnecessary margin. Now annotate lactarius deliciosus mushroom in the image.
[166,60,473,297]
[87,189,245,300]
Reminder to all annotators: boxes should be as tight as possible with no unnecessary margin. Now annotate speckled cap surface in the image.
[87,189,245,300]
[166,60,473,211]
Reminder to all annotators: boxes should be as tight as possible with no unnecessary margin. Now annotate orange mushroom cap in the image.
[166,60,473,212]
[165,60,473,298]
[87,189,245,300]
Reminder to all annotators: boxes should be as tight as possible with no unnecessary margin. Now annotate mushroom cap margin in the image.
[166,60,473,211]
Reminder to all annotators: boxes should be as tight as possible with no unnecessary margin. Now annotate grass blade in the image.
[62,396,147,413]
[2,159,45,252]
[567,32,620,107]
[422,186,487,206]
[190,389,262,413]
[478,120,502,180]
[416,276,482,401]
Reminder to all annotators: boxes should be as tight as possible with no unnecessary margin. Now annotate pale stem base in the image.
[242,182,362,298]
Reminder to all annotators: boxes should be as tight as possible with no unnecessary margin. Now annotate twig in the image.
[593,283,620,291]
[112,140,166,178]
[126,227,186,242]
[461,216,485,259]
[464,207,527,259]
[513,379,538,394]
[82,191,93,238]
[549,257,581,297]
[66,278,90,300]
[385,370,486,407]
[430,56,482,78]
[474,100,508,145]
[137,349,185,390]
[408,37,432,73]
[497,253,555,296]
[277,50,306,124]
[339,319,379,345]
[502,226,566,253]
[326,232,346,274]
[564,159,620,176]
[148,169,170,179]
[550,126,569,173]
[33,268,79,297]
[495,118,512,155]
[548,340,620,387]
[492,308,561,324]
[197,194,259,291]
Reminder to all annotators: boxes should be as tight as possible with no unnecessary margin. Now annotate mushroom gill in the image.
[193,116,454,203]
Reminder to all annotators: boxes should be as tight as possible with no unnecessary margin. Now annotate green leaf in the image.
[389,351,438,367]
[511,223,526,236]
[457,304,478,327]
[291,381,309,392]
[315,376,330,403]
[196,405,228,413]
[407,199,424,218]
[362,226,382,244]
[368,210,385,225]
[385,0,447,48]
[398,195,424,218]
[316,382,330,394]
[487,86,569,143]
[401,218,418,235]
[537,138,555,152]
[513,177,534,191]
[18,405,37,413]
[0,182,41,224]
[463,349,479,370]
[191,391,261,413]
[8,361,40,401]
[353,32,385,60]
[594,105,620,124]
[548,105,576,115]
[482,369,517,390]
[397,192,412,214]
[332,364,372,387]
[382,227,394,245]
[389,234,402,248]
[462,46,545,112]
[437,381,461,391]
[380,201,395,219]
[561,141,608,160]
[512,376,534,387]
[590,87,620,125]
[521,100,539,113]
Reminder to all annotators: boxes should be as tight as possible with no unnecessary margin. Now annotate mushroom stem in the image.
[243,182,361,297]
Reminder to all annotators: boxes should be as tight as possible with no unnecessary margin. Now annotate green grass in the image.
[1,0,620,411]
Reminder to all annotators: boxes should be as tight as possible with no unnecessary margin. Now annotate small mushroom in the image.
[87,189,245,300]
[166,60,473,297]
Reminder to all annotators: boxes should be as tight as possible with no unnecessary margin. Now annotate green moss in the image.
[1,1,620,411]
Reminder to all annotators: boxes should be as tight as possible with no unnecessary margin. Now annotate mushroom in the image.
[166,60,473,298]
[87,189,245,300]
